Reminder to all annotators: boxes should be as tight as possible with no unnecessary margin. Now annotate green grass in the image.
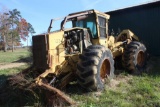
[0,48,30,64]
[69,74,160,107]
[0,65,28,75]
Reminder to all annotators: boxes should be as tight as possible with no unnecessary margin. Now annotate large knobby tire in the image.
[76,45,114,91]
[122,41,147,74]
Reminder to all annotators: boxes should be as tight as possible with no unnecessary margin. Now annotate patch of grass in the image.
[0,65,28,75]
[69,74,160,107]
[0,48,30,64]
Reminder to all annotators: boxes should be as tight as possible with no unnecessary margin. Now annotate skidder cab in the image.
[46,10,111,55]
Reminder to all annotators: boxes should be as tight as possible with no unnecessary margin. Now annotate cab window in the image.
[73,14,98,38]
[98,16,106,38]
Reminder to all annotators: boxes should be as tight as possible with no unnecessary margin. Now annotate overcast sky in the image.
[0,0,152,45]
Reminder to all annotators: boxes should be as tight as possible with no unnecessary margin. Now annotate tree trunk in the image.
[3,35,7,52]
[12,20,14,52]
[12,33,14,52]
[27,36,28,48]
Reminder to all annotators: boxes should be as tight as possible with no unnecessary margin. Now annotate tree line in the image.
[0,8,35,52]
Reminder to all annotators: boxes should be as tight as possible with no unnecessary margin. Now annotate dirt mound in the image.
[0,67,70,107]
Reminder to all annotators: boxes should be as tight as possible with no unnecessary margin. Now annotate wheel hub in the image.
[137,51,145,67]
[100,59,110,82]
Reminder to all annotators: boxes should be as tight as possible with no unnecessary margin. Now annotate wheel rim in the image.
[100,59,110,82]
[137,51,145,67]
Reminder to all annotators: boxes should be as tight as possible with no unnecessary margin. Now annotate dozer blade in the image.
[35,69,76,105]
[15,66,76,106]
[38,81,76,105]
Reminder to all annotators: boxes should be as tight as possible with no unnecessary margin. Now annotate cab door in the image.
[97,15,108,47]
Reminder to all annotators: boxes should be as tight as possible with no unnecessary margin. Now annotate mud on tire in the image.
[76,45,114,91]
[122,41,147,74]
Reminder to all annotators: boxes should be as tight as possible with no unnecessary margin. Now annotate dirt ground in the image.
[0,62,26,70]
